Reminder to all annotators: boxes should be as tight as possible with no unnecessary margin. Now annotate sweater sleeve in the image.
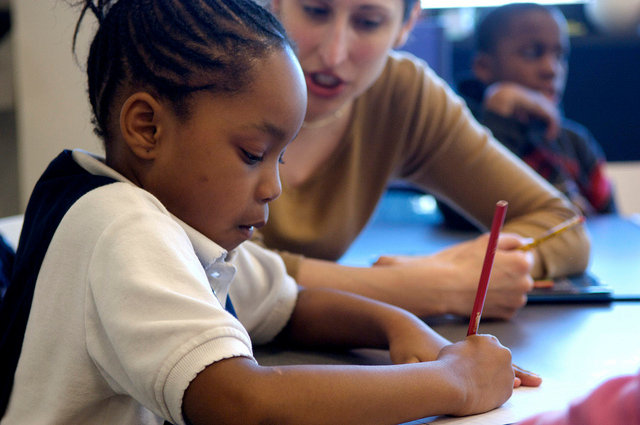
[386,54,590,278]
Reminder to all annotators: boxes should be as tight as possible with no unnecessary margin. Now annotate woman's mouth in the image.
[306,72,346,97]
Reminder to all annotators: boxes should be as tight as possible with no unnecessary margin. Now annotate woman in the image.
[258,0,590,319]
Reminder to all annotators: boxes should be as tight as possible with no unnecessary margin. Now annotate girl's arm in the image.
[183,287,538,425]
[183,339,512,425]
[274,286,450,363]
[183,295,513,425]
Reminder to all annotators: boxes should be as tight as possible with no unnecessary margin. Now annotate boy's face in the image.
[145,47,307,251]
[475,10,569,104]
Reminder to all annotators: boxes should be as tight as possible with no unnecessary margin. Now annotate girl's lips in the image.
[237,217,265,240]
[305,72,346,98]
[237,224,257,241]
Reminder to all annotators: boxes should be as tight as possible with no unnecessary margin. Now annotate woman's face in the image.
[272,0,416,121]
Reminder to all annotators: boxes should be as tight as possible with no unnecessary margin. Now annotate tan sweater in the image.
[259,52,589,280]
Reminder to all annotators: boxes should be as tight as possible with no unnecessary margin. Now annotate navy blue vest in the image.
[0,150,118,416]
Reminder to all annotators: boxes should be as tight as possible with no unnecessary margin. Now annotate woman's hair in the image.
[72,0,292,144]
[403,0,419,21]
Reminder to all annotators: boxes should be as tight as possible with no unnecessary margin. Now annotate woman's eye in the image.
[353,16,384,31]
[303,5,329,20]
[278,152,286,165]
[241,149,263,165]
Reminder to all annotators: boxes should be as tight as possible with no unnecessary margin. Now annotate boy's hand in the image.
[483,82,561,141]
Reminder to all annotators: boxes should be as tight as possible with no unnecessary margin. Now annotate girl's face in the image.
[272,0,416,121]
[146,48,307,251]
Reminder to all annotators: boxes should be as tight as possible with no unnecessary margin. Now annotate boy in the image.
[440,3,616,230]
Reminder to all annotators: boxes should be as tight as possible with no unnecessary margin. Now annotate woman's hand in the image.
[374,233,535,319]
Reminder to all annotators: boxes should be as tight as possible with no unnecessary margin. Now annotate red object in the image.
[467,200,508,336]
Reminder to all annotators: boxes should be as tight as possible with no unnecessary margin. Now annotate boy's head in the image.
[472,3,570,104]
[75,0,307,250]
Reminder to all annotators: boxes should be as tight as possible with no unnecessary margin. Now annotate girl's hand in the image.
[513,364,543,388]
[438,334,515,416]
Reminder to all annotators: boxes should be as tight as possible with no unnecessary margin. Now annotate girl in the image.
[0,1,538,424]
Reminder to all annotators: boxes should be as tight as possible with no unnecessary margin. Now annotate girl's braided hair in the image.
[72,0,292,146]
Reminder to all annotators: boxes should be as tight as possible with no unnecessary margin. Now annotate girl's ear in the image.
[393,2,422,49]
[120,92,164,160]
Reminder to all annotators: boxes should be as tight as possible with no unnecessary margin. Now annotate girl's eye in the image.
[278,151,286,165]
[241,149,264,165]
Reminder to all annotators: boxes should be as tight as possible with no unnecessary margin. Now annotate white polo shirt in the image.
[1,150,298,425]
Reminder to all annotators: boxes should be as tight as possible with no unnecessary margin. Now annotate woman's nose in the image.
[318,21,349,67]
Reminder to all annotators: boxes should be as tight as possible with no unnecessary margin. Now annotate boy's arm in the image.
[183,334,515,425]
[483,82,561,141]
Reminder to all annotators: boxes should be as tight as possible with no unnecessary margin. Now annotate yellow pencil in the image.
[518,215,586,251]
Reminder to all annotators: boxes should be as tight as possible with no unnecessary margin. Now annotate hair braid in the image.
[73,0,292,145]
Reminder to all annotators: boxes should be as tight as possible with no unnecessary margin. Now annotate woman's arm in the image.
[296,233,536,319]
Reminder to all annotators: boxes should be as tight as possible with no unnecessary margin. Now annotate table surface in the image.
[256,191,640,424]
[255,302,640,424]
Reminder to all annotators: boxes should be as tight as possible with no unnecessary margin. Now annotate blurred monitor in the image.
[397,19,452,84]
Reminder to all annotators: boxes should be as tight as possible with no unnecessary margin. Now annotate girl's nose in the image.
[258,167,282,204]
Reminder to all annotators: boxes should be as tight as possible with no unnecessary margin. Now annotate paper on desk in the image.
[401,378,592,425]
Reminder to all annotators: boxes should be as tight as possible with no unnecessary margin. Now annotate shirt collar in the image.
[72,149,238,302]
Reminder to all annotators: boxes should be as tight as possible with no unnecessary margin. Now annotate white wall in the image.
[606,162,640,215]
[11,0,102,210]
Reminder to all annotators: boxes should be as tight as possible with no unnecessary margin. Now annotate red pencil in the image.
[467,200,508,336]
